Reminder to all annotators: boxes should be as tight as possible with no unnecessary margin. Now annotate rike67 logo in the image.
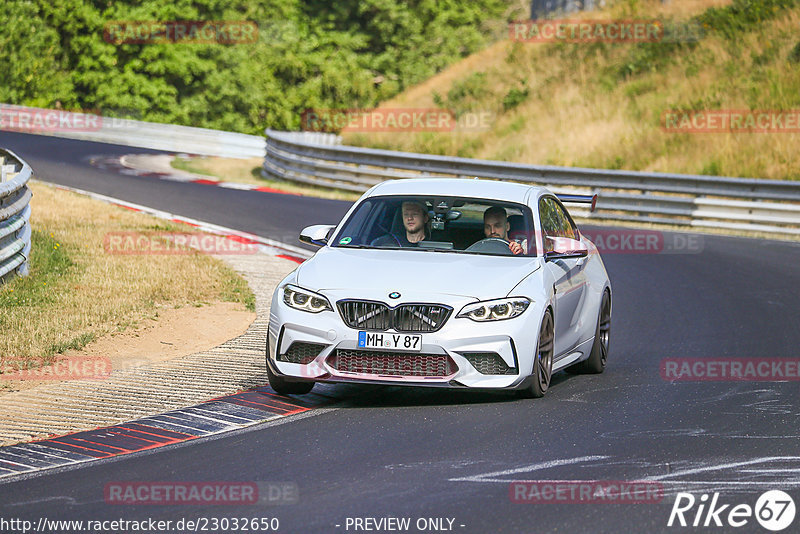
[668,491,796,531]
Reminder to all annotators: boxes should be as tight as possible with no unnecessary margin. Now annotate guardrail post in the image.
[0,149,33,283]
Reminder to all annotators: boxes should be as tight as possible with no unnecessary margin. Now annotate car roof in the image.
[367,178,548,204]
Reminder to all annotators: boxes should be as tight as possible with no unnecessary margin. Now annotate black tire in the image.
[267,365,315,395]
[266,337,315,395]
[520,311,554,398]
[567,290,610,374]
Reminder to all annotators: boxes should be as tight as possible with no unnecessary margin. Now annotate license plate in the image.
[358,332,422,351]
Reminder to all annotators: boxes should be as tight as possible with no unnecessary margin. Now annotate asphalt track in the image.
[2,130,800,533]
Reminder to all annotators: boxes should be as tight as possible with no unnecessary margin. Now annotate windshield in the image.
[332,195,537,256]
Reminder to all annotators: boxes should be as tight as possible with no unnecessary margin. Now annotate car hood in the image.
[295,247,541,300]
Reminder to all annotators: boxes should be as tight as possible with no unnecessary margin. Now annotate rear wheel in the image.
[567,290,610,374]
[266,337,315,395]
[520,311,554,398]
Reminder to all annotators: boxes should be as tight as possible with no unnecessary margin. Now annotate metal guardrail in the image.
[0,104,265,159]
[0,149,32,282]
[262,130,800,237]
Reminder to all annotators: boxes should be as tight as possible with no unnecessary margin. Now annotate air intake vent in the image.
[278,342,327,364]
[462,352,517,375]
[328,349,456,377]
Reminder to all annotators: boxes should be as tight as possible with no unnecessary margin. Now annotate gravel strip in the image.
[0,252,297,446]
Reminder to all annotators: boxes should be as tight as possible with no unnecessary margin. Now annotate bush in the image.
[446,72,490,115]
[789,41,800,63]
[502,85,529,111]
[696,0,797,41]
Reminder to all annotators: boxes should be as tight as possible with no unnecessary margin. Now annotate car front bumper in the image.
[268,299,543,390]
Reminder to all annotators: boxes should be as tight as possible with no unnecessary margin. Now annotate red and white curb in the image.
[0,387,333,480]
[38,179,312,264]
[90,154,300,195]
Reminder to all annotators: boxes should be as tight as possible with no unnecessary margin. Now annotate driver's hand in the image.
[509,241,523,255]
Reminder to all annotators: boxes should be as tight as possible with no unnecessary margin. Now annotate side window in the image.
[539,197,577,251]
[551,199,577,240]
[334,200,390,245]
[336,200,372,245]
[539,198,559,251]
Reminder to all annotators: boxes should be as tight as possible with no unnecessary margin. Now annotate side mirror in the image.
[545,236,588,261]
[299,224,335,247]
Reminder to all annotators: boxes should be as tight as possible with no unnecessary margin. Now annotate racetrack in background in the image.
[2,130,800,533]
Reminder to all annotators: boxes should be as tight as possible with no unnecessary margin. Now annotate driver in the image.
[483,206,523,255]
[372,200,429,247]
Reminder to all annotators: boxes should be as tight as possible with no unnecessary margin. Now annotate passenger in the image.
[372,200,429,247]
[483,206,523,255]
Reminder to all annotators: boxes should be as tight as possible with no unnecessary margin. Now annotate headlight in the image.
[457,297,530,322]
[283,285,332,313]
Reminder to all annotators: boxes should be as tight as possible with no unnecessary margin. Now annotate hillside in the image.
[344,0,800,181]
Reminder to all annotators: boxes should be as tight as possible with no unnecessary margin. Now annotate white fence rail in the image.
[262,129,800,237]
[0,149,32,282]
[0,103,264,159]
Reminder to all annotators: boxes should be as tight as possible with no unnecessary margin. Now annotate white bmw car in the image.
[267,178,611,398]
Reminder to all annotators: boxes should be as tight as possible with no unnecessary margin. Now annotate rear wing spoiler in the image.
[556,193,598,212]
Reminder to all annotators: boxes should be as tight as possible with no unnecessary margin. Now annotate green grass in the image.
[221,273,256,313]
[697,0,798,40]
[0,230,74,310]
[47,333,97,357]
[1,230,99,367]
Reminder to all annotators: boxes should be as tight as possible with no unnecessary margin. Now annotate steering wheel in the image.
[465,237,514,255]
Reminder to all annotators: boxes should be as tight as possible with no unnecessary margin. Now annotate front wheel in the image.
[267,364,315,395]
[520,311,554,398]
[266,337,315,395]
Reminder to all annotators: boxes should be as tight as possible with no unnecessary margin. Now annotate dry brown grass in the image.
[0,181,254,367]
